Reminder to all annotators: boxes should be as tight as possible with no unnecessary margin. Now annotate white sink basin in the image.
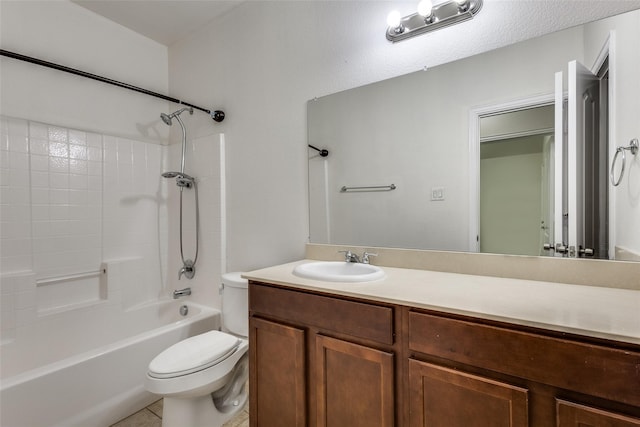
[292,261,385,283]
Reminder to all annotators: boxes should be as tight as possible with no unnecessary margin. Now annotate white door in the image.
[552,71,565,255]
[567,60,600,257]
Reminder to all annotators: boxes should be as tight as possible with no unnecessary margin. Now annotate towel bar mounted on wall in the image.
[340,184,397,192]
[610,138,638,186]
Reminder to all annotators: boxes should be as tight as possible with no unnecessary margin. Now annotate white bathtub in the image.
[0,299,220,427]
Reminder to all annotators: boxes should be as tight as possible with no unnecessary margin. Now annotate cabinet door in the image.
[249,317,306,427]
[557,400,640,427]
[316,335,394,427]
[409,359,529,427]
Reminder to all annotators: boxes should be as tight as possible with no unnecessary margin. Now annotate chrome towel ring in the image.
[610,138,638,187]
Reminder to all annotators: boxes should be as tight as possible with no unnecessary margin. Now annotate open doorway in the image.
[479,105,555,256]
[582,57,609,259]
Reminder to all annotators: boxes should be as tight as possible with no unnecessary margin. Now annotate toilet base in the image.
[162,391,248,427]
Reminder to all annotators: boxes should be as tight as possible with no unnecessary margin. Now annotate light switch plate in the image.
[431,187,445,201]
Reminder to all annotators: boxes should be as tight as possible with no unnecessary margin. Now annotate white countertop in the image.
[244,260,640,345]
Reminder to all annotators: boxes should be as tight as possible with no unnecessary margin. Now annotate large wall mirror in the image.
[308,8,640,262]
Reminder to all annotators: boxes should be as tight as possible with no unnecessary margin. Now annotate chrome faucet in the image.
[339,250,378,264]
[173,287,192,299]
[178,259,195,280]
[361,252,378,264]
[339,250,360,263]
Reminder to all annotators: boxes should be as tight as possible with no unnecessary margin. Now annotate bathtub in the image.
[0,299,220,427]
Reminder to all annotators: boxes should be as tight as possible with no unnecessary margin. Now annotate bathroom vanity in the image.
[245,259,640,427]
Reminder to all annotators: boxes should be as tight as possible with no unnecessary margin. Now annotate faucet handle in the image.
[178,260,195,280]
[362,252,378,264]
[338,250,360,263]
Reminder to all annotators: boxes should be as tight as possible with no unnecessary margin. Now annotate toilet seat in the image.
[148,331,241,379]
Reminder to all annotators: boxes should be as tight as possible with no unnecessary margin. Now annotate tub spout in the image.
[173,287,192,299]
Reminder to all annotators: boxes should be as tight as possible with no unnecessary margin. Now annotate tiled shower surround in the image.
[1,114,228,426]
[0,115,168,339]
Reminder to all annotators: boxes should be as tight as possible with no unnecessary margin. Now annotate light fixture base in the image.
[386,0,483,43]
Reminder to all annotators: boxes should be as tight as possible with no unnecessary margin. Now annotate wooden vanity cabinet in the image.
[557,400,640,426]
[315,334,395,427]
[408,309,640,427]
[408,359,529,427]
[250,316,306,426]
[248,281,399,427]
[249,280,640,427]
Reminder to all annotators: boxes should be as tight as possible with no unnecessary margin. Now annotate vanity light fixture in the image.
[386,0,483,42]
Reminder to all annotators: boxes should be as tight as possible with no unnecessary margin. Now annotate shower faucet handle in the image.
[178,259,195,280]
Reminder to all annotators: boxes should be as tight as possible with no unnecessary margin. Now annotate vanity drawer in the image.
[408,310,640,407]
[249,282,394,345]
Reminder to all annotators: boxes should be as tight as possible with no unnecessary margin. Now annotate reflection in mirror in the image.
[308,9,640,262]
[479,105,555,257]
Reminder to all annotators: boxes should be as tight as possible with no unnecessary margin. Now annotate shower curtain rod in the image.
[0,49,225,122]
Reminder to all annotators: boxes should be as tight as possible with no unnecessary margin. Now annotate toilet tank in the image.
[221,272,248,337]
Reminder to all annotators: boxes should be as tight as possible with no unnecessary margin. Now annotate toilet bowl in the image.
[145,273,249,427]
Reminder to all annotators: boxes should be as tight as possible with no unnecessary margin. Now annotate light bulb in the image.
[386,10,402,28]
[417,0,433,17]
[456,0,469,11]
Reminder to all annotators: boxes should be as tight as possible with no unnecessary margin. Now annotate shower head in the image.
[160,113,172,126]
[161,107,194,180]
[160,107,193,126]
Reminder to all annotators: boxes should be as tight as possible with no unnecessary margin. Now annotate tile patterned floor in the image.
[110,398,249,427]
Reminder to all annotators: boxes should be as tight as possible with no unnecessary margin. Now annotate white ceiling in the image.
[72,0,244,46]
[72,0,640,49]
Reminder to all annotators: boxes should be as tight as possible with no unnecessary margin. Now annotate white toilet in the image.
[145,273,249,427]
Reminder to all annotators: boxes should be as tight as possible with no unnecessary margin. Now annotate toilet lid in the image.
[148,330,241,379]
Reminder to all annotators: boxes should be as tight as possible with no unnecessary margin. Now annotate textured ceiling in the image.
[71,0,640,50]
[72,0,244,46]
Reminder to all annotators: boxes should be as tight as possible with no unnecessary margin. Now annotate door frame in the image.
[468,94,555,252]
[567,32,614,259]
[591,31,615,259]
